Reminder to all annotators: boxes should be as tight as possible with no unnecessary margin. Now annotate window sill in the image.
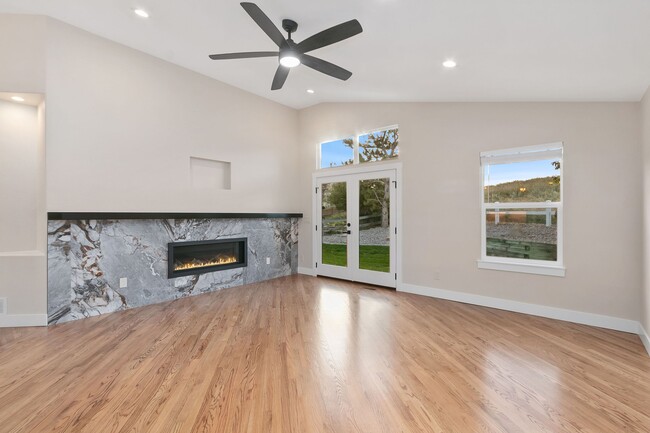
[477,260,565,277]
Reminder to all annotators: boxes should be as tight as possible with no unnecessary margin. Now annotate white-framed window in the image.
[319,137,354,168]
[319,126,399,169]
[478,142,565,277]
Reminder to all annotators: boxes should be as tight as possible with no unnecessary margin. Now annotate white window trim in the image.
[359,124,399,139]
[479,142,565,277]
[477,260,566,277]
[318,125,399,170]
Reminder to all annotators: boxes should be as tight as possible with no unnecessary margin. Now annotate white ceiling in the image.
[1,0,649,109]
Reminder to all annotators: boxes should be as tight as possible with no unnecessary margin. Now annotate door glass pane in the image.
[321,182,347,266]
[358,178,390,272]
[485,207,558,261]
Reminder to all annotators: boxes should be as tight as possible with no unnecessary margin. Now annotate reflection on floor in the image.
[1,274,649,432]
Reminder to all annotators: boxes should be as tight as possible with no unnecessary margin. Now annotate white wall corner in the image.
[639,324,650,357]
[399,283,640,334]
[0,314,48,328]
[297,267,316,277]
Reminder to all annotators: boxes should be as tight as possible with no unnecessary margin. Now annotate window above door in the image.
[319,126,399,169]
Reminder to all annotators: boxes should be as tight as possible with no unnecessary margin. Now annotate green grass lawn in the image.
[322,243,389,272]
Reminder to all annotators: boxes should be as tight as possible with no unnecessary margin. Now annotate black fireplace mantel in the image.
[48,212,303,220]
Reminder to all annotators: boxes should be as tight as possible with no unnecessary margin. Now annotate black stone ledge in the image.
[48,212,303,220]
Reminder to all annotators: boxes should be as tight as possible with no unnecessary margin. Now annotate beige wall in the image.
[299,102,643,321]
[44,19,300,213]
[0,15,301,321]
[0,14,646,328]
[0,15,46,94]
[0,15,48,319]
[642,88,650,333]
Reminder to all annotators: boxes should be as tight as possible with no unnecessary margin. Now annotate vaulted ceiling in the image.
[1,0,649,108]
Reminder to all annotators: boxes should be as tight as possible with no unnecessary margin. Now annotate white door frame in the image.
[312,161,403,288]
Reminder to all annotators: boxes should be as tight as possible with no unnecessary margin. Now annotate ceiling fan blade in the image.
[209,51,278,60]
[297,19,363,53]
[240,2,287,48]
[301,55,352,81]
[271,65,290,90]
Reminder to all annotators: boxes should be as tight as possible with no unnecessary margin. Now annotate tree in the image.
[338,129,398,228]
[360,179,390,228]
[326,182,347,213]
[551,160,560,185]
[341,129,399,164]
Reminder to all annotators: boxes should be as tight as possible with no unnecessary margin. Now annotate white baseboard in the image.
[639,324,650,356]
[297,267,316,277]
[0,314,48,328]
[399,283,640,334]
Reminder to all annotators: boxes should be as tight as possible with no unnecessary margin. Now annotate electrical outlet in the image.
[433,270,440,281]
[0,297,6,315]
[119,278,128,288]
[266,257,270,265]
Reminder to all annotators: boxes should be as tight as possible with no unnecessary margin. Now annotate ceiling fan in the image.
[209,2,363,90]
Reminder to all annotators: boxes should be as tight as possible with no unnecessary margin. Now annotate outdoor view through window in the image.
[319,128,399,273]
[358,129,399,163]
[320,128,399,168]
[483,152,562,263]
[320,138,353,168]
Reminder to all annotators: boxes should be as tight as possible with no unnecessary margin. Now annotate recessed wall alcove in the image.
[0,92,47,320]
[190,157,231,190]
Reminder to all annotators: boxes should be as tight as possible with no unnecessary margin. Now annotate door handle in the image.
[347,230,351,235]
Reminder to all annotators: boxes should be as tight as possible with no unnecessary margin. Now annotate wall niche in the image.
[190,156,231,190]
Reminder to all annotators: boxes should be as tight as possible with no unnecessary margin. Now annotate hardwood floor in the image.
[1,275,649,433]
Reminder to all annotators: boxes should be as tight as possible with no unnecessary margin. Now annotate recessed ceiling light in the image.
[306,89,315,94]
[134,9,150,18]
[11,96,25,102]
[443,59,457,68]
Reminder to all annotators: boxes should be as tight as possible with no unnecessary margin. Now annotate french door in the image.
[315,169,397,287]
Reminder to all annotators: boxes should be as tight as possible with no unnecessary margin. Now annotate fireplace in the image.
[167,238,247,278]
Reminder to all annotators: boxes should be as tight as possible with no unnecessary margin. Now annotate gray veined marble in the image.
[47,218,299,324]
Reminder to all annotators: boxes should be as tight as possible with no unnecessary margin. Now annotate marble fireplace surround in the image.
[47,212,301,325]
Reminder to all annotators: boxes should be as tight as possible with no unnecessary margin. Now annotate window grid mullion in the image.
[483,202,561,210]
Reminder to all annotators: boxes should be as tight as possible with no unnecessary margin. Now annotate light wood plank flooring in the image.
[1,275,649,432]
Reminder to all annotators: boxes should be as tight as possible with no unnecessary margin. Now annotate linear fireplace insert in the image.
[167,238,247,278]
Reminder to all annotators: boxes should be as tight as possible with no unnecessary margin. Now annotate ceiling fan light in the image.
[279,52,301,68]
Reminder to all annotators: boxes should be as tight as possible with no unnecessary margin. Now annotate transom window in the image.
[479,143,564,276]
[319,126,399,169]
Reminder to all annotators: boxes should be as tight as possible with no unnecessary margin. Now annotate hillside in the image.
[484,176,560,203]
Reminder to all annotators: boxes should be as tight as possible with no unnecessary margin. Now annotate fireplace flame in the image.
[174,254,237,271]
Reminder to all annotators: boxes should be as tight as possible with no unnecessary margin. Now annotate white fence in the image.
[488,208,555,227]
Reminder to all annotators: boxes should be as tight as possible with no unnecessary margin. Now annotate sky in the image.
[321,139,353,168]
[485,159,559,186]
[321,141,558,182]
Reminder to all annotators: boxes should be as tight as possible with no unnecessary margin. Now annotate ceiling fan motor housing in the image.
[282,19,298,35]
